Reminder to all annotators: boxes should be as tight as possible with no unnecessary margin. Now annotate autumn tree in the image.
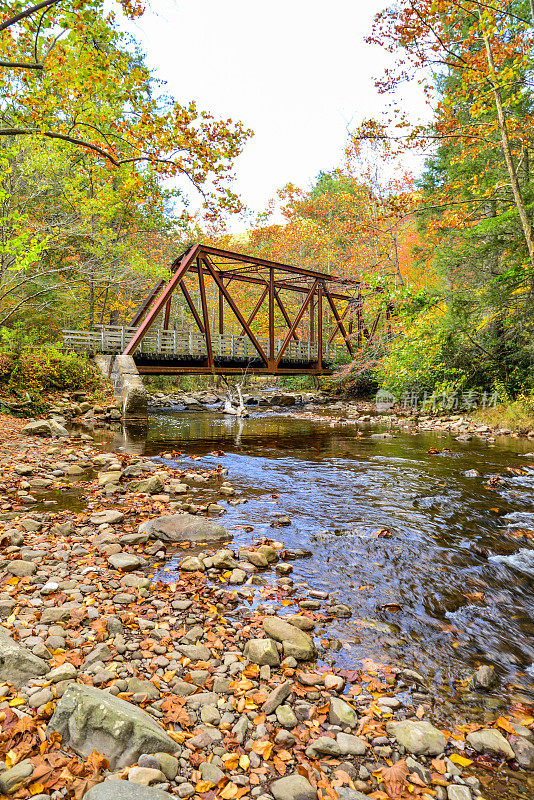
[355,0,534,399]
[1,1,252,219]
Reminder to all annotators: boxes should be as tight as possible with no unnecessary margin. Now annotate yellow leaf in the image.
[30,784,46,795]
[5,750,19,768]
[9,697,25,707]
[7,577,19,585]
[449,754,473,767]
[220,782,238,799]
[195,781,215,793]
[239,754,250,770]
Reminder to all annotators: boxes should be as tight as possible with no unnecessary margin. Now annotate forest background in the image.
[1,0,533,422]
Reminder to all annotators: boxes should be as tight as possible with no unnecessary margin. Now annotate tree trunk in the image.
[481,22,534,271]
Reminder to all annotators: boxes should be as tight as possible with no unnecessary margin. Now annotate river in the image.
[113,408,534,719]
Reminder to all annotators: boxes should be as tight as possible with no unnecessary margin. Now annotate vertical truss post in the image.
[218,286,224,335]
[197,257,213,369]
[310,294,315,342]
[269,267,275,369]
[163,297,172,330]
[317,282,323,370]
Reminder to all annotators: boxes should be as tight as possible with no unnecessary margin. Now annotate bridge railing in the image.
[62,325,340,363]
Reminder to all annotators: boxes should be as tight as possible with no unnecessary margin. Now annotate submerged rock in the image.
[138,513,231,544]
[472,664,498,690]
[510,734,534,769]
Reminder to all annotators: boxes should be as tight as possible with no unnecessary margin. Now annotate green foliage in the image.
[278,375,320,391]
[0,332,101,395]
[473,395,534,432]
[374,291,534,400]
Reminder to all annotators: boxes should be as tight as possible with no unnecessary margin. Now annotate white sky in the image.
[123,0,425,223]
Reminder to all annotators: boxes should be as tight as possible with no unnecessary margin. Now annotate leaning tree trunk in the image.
[481,22,534,275]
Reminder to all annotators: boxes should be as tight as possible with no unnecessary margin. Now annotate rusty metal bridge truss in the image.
[63,244,390,376]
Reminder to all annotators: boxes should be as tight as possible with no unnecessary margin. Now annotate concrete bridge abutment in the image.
[94,354,148,420]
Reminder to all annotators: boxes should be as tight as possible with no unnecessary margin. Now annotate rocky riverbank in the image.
[147,390,534,442]
[0,415,533,800]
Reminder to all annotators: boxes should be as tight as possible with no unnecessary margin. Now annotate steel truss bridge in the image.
[63,244,390,376]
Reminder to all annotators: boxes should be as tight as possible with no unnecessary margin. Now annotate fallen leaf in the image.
[448,753,473,767]
[381,759,409,799]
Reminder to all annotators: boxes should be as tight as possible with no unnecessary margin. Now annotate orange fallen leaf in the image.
[496,715,514,734]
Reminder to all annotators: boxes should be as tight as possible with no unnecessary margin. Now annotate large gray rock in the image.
[21,419,68,438]
[47,683,178,768]
[7,560,36,576]
[262,617,316,661]
[466,728,514,759]
[84,781,174,800]
[0,626,49,687]
[387,720,446,756]
[335,791,368,800]
[446,788,472,800]
[271,774,317,800]
[139,514,232,544]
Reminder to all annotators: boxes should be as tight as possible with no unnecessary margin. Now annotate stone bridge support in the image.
[94,355,148,420]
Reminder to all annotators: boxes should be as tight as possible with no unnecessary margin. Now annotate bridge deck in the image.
[63,325,340,375]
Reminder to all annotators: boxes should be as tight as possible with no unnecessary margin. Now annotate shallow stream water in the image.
[113,409,534,716]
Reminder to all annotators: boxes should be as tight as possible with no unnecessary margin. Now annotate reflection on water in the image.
[116,410,534,703]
